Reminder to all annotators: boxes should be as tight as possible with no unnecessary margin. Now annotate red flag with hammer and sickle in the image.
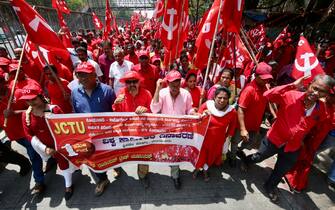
[291,36,324,82]
[92,12,103,30]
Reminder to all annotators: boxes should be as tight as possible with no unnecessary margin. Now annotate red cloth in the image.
[113,87,152,112]
[264,84,327,152]
[45,78,72,113]
[4,78,40,140]
[285,105,334,190]
[22,105,69,170]
[186,86,205,108]
[238,80,267,132]
[196,102,237,168]
[125,54,139,65]
[132,64,160,96]
[21,58,42,83]
[54,62,73,82]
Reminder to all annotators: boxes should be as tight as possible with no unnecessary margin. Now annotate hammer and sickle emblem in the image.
[294,52,319,77]
[162,8,178,40]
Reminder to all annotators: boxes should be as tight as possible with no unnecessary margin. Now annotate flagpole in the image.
[175,0,186,61]
[240,29,258,65]
[3,36,28,127]
[198,0,223,109]
[242,28,258,54]
[232,33,238,96]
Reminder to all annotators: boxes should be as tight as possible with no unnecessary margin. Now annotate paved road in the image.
[0,141,334,210]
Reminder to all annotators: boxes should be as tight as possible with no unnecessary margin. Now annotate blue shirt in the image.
[71,82,115,113]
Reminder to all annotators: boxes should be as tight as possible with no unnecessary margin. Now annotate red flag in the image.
[222,0,245,33]
[112,13,119,35]
[103,0,112,40]
[220,34,251,70]
[162,0,189,65]
[10,0,70,63]
[247,24,266,51]
[273,25,288,46]
[153,0,165,19]
[52,0,70,14]
[92,12,103,30]
[291,36,324,81]
[56,10,72,48]
[194,0,223,69]
[160,0,186,50]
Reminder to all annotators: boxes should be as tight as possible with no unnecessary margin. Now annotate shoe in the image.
[64,186,74,201]
[140,176,150,189]
[228,157,237,168]
[19,163,31,176]
[327,179,335,190]
[172,178,181,190]
[263,184,279,202]
[95,179,110,196]
[31,183,45,195]
[203,170,210,182]
[192,169,200,179]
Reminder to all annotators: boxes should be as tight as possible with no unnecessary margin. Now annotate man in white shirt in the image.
[109,47,134,95]
[76,46,103,81]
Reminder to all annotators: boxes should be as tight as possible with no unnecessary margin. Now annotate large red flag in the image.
[103,0,112,40]
[291,36,324,81]
[162,0,189,65]
[248,24,266,50]
[160,0,185,50]
[222,0,245,33]
[153,0,165,19]
[92,12,103,30]
[56,9,72,48]
[52,0,70,14]
[194,0,223,69]
[10,0,70,63]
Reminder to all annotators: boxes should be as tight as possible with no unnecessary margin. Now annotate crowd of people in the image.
[0,23,334,204]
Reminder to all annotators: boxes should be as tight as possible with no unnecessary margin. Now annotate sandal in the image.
[203,170,210,182]
[267,190,279,202]
[192,169,200,179]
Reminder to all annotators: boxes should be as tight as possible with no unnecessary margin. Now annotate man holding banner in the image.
[151,70,193,189]
[113,71,152,188]
[71,62,116,196]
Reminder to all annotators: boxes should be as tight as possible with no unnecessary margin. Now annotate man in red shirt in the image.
[230,62,272,167]
[113,71,152,188]
[124,44,139,65]
[244,74,334,202]
[132,50,160,96]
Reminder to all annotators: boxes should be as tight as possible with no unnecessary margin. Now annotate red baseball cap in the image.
[255,62,273,80]
[8,63,19,73]
[166,70,182,82]
[76,62,95,74]
[138,50,149,58]
[0,57,11,66]
[19,83,43,100]
[119,71,143,83]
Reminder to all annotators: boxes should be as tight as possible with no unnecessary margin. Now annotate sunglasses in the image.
[125,80,139,84]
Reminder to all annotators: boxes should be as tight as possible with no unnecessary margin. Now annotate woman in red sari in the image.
[20,83,75,200]
[194,86,237,181]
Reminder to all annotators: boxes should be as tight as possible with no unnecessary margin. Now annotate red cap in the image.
[0,57,11,66]
[138,50,149,58]
[19,83,43,100]
[119,71,143,83]
[151,56,161,63]
[255,62,273,80]
[76,62,95,74]
[165,70,182,82]
[8,63,19,73]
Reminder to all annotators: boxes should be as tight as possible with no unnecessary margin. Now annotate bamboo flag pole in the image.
[240,29,258,66]
[198,0,223,109]
[3,36,28,127]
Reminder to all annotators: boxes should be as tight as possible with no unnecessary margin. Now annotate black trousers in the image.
[245,137,300,191]
[0,142,30,169]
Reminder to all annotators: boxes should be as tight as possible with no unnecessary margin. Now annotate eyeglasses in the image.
[125,80,139,84]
